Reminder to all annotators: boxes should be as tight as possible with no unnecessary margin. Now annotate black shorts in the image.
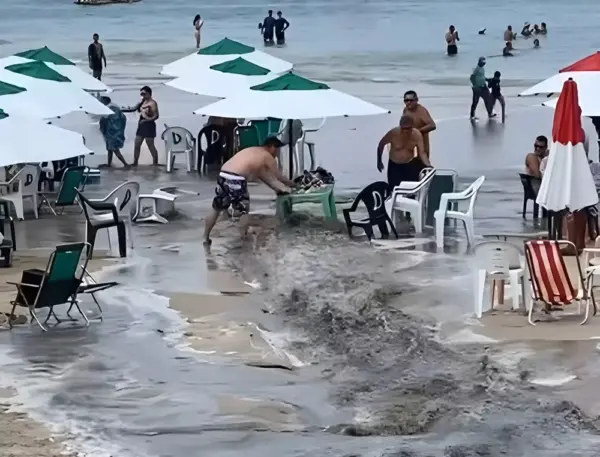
[276,31,285,44]
[212,172,250,214]
[387,158,425,191]
[263,30,274,42]
[447,44,458,55]
[136,120,156,138]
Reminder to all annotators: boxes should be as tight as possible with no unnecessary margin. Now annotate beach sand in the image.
[0,387,74,457]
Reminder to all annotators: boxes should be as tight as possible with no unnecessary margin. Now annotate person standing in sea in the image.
[260,10,276,45]
[402,90,436,161]
[445,25,459,56]
[275,11,290,45]
[88,33,106,81]
[122,86,160,167]
[193,14,204,49]
[469,57,495,121]
[99,96,129,168]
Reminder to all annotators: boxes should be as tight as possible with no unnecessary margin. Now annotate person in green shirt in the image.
[469,57,495,120]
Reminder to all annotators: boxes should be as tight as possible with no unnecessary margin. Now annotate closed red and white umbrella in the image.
[536,78,598,212]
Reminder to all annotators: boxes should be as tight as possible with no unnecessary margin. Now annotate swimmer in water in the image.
[445,25,459,56]
[193,14,203,49]
[503,42,514,57]
[503,25,514,42]
[533,24,540,34]
[521,23,532,37]
[533,38,540,48]
[487,71,505,123]
[540,22,547,34]
[260,10,276,45]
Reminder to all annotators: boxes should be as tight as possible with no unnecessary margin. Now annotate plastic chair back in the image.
[415,167,437,206]
[426,169,458,226]
[519,173,540,200]
[20,164,40,198]
[465,176,486,217]
[162,126,194,153]
[104,181,140,218]
[353,181,390,219]
[474,241,522,277]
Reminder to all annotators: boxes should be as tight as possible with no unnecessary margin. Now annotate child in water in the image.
[487,71,505,123]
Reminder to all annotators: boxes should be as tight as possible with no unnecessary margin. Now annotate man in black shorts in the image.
[260,10,276,45]
[203,137,295,245]
[275,11,290,45]
[88,33,106,81]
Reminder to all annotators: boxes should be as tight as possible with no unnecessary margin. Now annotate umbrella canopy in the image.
[193,73,390,119]
[519,51,600,96]
[0,109,92,167]
[165,57,274,97]
[3,47,110,93]
[541,92,600,116]
[0,62,112,118]
[161,38,292,77]
[536,79,598,212]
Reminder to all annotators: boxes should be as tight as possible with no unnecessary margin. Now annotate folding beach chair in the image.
[39,165,89,215]
[524,239,596,326]
[6,242,117,331]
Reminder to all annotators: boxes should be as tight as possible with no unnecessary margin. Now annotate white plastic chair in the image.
[294,118,325,173]
[0,164,40,220]
[88,181,139,250]
[385,167,437,233]
[434,175,485,248]
[473,240,525,318]
[162,125,196,173]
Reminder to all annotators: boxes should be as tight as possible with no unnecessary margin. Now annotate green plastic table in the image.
[276,185,337,221]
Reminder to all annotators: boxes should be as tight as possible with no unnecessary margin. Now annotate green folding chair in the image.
[39,165,89,215]
[7,242,117,331]
[234,125,261,151]
[249,118,283,144]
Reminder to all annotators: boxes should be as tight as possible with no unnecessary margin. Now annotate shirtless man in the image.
[503,25,514,42]
[525,135,548,179]
[203,137,295,244]
[402,90,436,160]
[445,25,459,56]
[377,115,432,190]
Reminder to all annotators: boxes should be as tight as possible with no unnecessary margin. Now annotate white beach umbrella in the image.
[4,46,111,93]
[519,51,600,97]
[165,57,274,97]
[541,90,600,117]
[0,62,112,118]
[0,108,92,167]
[161,38,292,77]
[193,73,390,119]
[536,78,598,212]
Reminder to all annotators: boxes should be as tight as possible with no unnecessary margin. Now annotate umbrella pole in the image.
[287,119,294,180]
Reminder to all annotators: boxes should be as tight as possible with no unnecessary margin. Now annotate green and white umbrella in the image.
[0,61,111,118]
[194,73,389,119]
[165,57,274,97]
[0,46,110,93]
[161,38,292,77]
[0,109,92,167]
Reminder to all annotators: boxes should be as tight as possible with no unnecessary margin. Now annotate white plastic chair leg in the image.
[413,208,423,234]
[474,269,487,318]
[14,199,24,220]
[166,151,174,173]
[465,219,475,246]
[508,270,522,310]
[435,214,445,248]
[31,194,39,219]
[186,150,193,172]
[125,221,134,249]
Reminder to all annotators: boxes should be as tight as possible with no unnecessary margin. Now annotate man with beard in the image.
[377,115,431,191]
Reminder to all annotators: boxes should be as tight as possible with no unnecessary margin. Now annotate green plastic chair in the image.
[249,118,282,144]
[235,125,260,151]
[6,242,117,331]
[276,186,337,221]
[39,165,89,215]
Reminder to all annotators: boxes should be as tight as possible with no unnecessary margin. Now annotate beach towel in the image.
[99,104,126,150]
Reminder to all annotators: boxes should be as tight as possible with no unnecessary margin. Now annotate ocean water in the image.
[1,1,600,456]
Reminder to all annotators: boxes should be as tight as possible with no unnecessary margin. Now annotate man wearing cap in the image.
[470,57,494,121]
[377,115,432,191]
[203,137,295,245]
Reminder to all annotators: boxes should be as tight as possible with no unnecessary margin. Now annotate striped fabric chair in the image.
[524,240,596,325]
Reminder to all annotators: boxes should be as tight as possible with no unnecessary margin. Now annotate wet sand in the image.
[0,217,119,455]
